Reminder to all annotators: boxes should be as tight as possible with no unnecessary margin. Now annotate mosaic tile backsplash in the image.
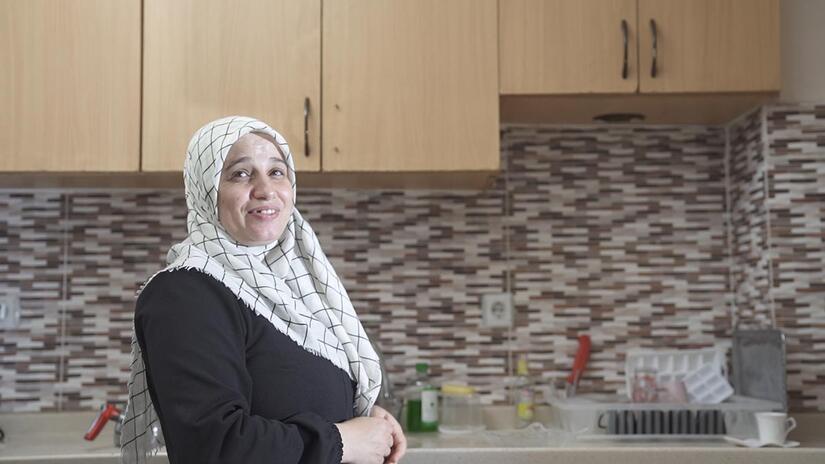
[1,103,823,413]
[764,105,825,410]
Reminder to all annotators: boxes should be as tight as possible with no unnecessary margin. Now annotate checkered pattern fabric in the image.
[121,116,381,463]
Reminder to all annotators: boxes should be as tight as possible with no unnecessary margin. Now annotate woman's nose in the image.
[251,178,277,200]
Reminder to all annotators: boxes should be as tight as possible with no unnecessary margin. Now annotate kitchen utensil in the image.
[85,403,124,447]
[566,335,591,397]
[732,329,787,410]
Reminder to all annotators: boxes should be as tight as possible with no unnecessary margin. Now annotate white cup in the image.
[755,412,797,445]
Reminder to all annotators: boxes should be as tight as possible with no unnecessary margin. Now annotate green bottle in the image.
[405,363,439,432]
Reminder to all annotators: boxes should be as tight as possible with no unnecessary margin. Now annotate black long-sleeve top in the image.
[135,268,353,464]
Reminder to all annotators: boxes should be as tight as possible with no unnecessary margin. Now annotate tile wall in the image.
[0,104,822,413]
[728,104,825,411]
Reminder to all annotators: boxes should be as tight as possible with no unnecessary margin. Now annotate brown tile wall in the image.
[500,126,730,401]
[765,105,825,411]
[726,104,825,411]
[0,104,823,413]
[728,109,774,327]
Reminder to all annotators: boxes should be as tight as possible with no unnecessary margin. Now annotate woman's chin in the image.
[240,229,282,246]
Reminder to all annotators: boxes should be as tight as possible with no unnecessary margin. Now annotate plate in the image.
[723,436,800,448]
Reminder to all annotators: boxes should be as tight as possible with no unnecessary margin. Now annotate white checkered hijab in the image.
[121,116,382,463]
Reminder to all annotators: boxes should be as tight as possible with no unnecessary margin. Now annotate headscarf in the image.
[120,116,381,463]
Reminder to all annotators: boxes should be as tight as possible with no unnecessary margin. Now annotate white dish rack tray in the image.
[624,346,728,398]
[549,394,782,438]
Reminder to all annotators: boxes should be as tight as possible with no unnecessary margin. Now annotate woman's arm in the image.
[136,270,343,464]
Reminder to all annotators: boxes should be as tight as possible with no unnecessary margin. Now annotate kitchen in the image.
[1,0,823,463]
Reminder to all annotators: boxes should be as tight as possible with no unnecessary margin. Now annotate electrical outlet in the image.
[481,293,513,328]
[0,295,21,329]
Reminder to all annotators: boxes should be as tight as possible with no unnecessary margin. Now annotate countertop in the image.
[1,411,823,464]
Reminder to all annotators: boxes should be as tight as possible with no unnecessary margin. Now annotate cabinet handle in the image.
[649,19,658,78]
[303,97,310,157]
[621,19,629,79]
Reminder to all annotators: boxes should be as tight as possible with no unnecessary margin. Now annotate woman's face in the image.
[217,132,293,246]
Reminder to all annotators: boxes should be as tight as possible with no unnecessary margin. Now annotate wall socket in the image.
[0,295,21,329]
[481,293,513,328]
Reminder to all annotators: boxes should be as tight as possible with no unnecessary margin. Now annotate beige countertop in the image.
[1,411,823,464]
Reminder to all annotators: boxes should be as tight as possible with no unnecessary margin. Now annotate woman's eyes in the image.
[229,168,285,179]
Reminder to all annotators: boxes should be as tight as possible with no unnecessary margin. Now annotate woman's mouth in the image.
[248,208,280,218]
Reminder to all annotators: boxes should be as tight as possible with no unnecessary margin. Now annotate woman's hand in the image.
[335,416,394,464]
[369,405,407,464]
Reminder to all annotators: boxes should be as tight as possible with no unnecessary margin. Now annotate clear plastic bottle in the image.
[512,355,535,427]
[405,363,439,432]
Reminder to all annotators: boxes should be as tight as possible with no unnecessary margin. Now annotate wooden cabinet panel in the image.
[638,0,780,93]
[322,0,499,172]
[0,0,140,171]
[142,0,321,172]
[500,0,638,95]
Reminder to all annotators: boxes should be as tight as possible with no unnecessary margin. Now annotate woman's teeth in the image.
[250,209,277,214]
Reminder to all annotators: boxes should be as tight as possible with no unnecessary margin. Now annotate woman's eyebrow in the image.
[224,156,250,171]
[224,156,287,171]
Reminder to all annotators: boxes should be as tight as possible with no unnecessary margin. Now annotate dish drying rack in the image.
[548,346,782,438]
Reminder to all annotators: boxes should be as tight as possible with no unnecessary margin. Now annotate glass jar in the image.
[438,383,485,433]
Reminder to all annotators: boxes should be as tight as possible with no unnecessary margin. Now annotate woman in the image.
[121,116,406,464]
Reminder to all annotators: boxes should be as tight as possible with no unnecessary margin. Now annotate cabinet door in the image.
[0,0,140,171]
[143,0,321,172]
[499,0,638,94]
[322,0,499,172]
[638,0,780,93]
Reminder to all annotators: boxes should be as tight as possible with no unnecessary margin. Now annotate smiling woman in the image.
[217,132,294,246]
[121,116,406,464]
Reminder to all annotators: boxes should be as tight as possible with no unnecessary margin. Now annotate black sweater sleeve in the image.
[135,270,344,464]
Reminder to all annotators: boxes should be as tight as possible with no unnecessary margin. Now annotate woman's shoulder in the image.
[135,268,243,323]
[139,267,233,298]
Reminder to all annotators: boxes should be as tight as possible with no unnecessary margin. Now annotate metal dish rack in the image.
[550,394,782,438]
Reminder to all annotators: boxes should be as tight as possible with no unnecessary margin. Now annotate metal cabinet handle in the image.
[621,19,629,79]
[650,19,658,78]
[303,97,310,157]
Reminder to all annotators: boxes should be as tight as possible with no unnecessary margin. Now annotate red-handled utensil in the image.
[84,403,122,441]
[566,334,591,397]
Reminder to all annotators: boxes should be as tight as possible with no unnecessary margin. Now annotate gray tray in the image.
[732,329,787,410]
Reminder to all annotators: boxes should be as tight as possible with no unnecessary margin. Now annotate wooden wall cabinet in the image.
[322,0,499,173]
[2,0,499,187]
[637,0,780,93]
[501,0,779,95]
[0,0,141,172]
[142,0,322,173]
[500,0,639,95]
[143,0,499,182]
[500,0,780,125]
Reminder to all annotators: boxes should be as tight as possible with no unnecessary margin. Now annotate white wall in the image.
[780,0,825,102]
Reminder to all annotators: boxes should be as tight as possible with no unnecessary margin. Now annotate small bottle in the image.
[405,363,439,432]
[512,355,535,427]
